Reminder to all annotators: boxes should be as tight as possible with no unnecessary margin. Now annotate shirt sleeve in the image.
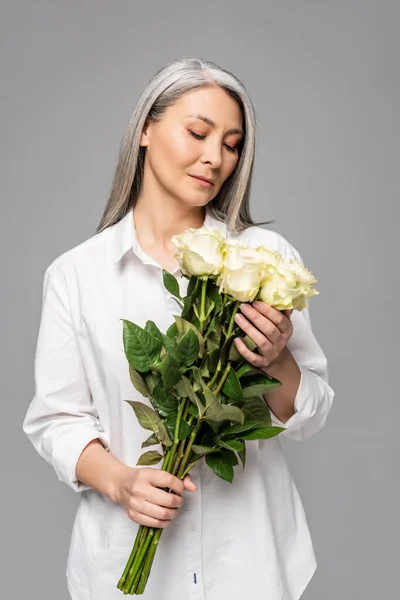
[268,237,335,441]
[22,260,111,492]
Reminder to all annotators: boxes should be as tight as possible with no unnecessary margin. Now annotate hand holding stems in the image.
[233,301,293,371]
[114,466,197,530]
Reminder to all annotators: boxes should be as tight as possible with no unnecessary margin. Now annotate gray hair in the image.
[96,56,274,234]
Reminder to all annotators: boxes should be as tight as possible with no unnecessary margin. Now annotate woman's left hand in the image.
[233,301,293,372]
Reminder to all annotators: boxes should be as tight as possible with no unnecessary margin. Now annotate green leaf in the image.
[125,400,160,431]
[180,452,202,479]
[200,361,210,378]
[129,364,150,397]
[161,333,177,356]
[202,385,245,424]
[158,353,182,387]
[188,403,199,418]
[186,275,199,298]
[144,320,163,345]
[235,362,257,378]
[241,395,273,426]
[172,297,184,311]
[162,270,182,299]
[122,319,162,372]
[192,445,219,455]
[219,420,265,439]
[124,400,173,446]
[136,450,163,466]
[205,298,215,319]
[208,282,222,314]
[207,348,220,373]
[222,369,243,401]
[166,322,178,339]
[242,373,282,397]
[164,413,191,441]
[152,382,178,417]
[238,445,246,469]
[174,316,204,357]
[175,375,205,417]
[206,329,221,353]
[143,371,161,395]
[220,404,245,424]
[141,432,159,448]
[216,438,245,452]
[240,426,285,440]
[176,329,200,368]
[228,340,242,361]
[205,449,236,483]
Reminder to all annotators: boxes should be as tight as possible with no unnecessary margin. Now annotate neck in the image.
[133,196,206,251]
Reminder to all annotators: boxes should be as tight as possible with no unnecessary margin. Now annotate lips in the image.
[189,174,214,185]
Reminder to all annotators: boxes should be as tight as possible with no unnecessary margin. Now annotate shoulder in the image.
[43,226,113,283]
[231,224,304,264]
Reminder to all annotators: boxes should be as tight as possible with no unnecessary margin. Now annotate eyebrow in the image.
[186,113,244,137]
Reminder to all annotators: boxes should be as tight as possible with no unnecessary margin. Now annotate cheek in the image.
[159,129,198,168]
[222,156,239,183]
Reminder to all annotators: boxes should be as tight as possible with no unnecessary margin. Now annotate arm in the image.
[75,438,130,502]
[264,240,335,441]
[22,260,112,492]
[262,346,301,423]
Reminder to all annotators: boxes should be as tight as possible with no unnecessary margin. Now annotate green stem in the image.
[226,301,240,339]
[208,358,221,389]
[126,528,154,594]
[122,525,150,593]
[198,278,208,334]
[214,362,232,396]
[136,528,163,594]
[117,524,146,590]
[176,422,201,479]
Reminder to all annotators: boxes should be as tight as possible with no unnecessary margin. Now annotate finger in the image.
[183,474,197,492]
[141,500,180,523]
[282,309,293,320]
[233,337,269,369]
[251,301,291,334]
[147,469,184,495]
[129,511,173,529]
[237,303,281,343]
[234,310,277,347]
[146,486,185,509]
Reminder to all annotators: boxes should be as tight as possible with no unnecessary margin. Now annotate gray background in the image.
[2,1,398,598]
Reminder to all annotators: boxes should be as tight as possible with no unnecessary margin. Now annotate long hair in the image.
[96,56,274,234]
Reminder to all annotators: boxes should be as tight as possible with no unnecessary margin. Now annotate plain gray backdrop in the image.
[2,1,398,598]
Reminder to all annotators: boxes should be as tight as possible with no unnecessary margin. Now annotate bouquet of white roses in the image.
[117,226,318,595]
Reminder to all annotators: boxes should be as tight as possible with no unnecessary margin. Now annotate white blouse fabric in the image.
[22,206,334,600]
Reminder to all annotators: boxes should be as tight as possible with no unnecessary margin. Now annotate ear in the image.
[139,118,152,147]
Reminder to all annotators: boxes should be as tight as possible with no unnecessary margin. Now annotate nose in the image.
[201,141,223,169]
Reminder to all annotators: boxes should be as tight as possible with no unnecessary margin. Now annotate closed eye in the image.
[188,130,237,153]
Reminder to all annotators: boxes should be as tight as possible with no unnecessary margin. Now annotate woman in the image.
[22,57,334,600]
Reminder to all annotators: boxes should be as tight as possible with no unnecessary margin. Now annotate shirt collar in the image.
[111,205,227,265]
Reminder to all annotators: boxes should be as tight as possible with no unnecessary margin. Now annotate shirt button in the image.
[190,522,197,531]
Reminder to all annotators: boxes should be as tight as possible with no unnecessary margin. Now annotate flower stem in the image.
[136,528,163,594]
[198,278,208,334]
[117,524,146,590]
[176,422,201,479]
[226,301,240,339]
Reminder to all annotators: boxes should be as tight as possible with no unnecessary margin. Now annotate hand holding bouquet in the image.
[117,226,318,595]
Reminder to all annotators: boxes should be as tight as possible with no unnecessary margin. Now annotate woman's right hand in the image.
[114,466,197,528]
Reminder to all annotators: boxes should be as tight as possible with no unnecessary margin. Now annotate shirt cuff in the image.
[51,426,111,493]
[270,365,321,435]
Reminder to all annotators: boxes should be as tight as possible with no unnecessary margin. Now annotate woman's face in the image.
[140,86,244,209]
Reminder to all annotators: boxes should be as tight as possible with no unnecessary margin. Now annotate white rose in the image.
[217,240,265,302]
[170,226,224,277]
[257,257,319,310]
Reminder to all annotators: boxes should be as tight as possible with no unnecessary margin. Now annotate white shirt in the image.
[22,206,334,600]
